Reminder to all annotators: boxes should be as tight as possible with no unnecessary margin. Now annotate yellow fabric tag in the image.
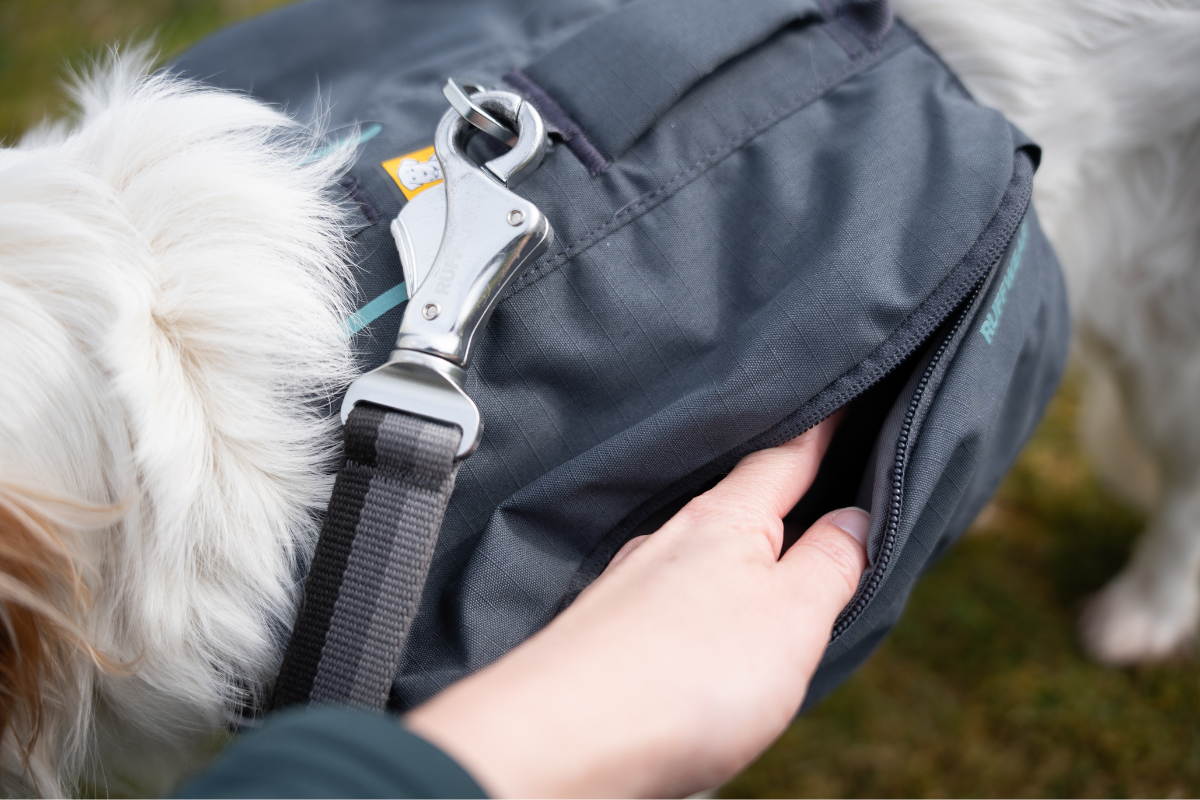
[381,145,443,201]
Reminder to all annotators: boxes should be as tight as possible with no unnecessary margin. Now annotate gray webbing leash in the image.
[270,86,553,711]
[270,407,462,710]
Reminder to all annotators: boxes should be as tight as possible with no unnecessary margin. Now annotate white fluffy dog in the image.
[4,0,1200,792]
[894,0,1200,665]
[0,53,358,794]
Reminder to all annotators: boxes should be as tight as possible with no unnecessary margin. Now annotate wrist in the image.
[404,632,676,798]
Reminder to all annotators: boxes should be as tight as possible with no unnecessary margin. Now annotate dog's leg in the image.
[1068,122,1200,666]
[1081,476,1200,664]
[1075,338,1160,513]
[1077,295,1200,667]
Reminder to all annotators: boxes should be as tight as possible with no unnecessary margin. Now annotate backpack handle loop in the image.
[506,0,892,168]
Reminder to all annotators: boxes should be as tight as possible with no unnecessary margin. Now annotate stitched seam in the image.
[505,27,914,299]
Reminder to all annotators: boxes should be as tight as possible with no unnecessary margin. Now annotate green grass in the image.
[0,0,295,143]
[6,5,1199,797]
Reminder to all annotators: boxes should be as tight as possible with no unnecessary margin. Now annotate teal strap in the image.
[345,282,408,337]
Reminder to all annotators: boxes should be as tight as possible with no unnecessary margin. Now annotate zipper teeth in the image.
[830,276,986,640]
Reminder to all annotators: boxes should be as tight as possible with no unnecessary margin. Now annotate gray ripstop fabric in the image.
[178,0,1070,714]
[272,405,461,711]
[521,0,827,162]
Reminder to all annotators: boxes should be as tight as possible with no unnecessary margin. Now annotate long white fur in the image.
[893,0,1200,663]
[0,50,357,793]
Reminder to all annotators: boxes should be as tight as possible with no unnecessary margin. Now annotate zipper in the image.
[565,207,1018,608]
[830,270,988,641]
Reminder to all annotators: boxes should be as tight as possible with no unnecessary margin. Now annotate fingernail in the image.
[832,507,870,546]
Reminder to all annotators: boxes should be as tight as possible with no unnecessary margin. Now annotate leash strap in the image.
[271,79,552,715]
[270,404,461,711]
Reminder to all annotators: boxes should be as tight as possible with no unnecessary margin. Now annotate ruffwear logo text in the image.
[980,223,1029,345]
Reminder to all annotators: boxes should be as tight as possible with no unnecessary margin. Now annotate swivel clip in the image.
[340,86,554,460]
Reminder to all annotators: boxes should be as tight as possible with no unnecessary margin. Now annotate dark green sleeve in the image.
[175,706,488,799]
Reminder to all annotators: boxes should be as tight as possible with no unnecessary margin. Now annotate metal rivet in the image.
[422,303,440,320]
[507,209,525,226]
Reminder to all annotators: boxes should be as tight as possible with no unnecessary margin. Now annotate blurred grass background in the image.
[3,2,1197,796]
[0,0,293,144]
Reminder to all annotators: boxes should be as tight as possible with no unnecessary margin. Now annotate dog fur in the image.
[0,51,357,794]
[893,0,1200,663]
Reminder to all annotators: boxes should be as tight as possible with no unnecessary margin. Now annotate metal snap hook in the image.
[341,88,554,458]
[390,89,552,368]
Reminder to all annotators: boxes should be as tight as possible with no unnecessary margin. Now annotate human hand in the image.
[405,416,869,798]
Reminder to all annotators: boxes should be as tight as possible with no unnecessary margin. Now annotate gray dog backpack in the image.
[176,0,1069,715]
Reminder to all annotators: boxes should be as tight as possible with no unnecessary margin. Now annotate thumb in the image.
[780,507,871,627]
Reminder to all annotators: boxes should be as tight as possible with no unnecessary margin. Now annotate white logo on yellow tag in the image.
[382,145,443,200]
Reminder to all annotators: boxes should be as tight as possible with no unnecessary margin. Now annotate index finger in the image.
[701,410,843,524]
